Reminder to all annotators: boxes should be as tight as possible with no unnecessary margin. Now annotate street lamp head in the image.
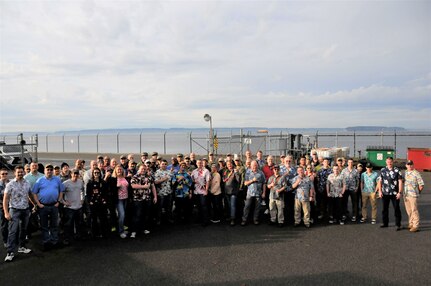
[204,114,211,122]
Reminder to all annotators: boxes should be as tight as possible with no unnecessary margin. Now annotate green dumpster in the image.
[366,146,395,168]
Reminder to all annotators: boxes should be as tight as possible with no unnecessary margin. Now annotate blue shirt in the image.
[32,176,65,204]
[245,170,266,197]
[361,171,379,193]
[171,171,192,198]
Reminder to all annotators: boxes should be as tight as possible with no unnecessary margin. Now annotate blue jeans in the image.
[7,208,29,252]
[195,194,209,224]
[242,196,261,222]
[225,195,237,220]
[131,200,151,233]
[1,208,9,244]
[63,208,83,241]
[39,205,59,245]
[116,199,127,233]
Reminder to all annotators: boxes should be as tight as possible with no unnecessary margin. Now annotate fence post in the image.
[353,131,356,158]
[189,132,192,154]
[140,132,142,154]
[62,133,65,153]
[315,130,319,148]
[240,128,243,161]
[394,130,397,159]
[164,131,167,155]
[96,133,99,154]
[117,133,120,154]
[46,134,49,152]
[77,134,80,153]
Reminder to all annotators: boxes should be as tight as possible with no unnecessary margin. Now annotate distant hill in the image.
[346,126,406,132]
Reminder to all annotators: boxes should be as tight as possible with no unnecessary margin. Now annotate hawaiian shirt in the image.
[327,173,343,198]
[279,165,297,192]
[341,168,359,192]
[171,171,192,198]
[403,170,424,198]
[244,170,266,197]
[131,172,154,201]
[379,167,402,196]
[154,169,172,197]
[316,167,332,193]
[361,171,379,193]
[191,168,211,195]
[4,179,31,210]
[267,174,286,200]
[291,175,314,202]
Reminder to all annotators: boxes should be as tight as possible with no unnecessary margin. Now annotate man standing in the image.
[3,166,32,262]
[403,160,424,232]
[378,157,403,230]
[241,161,266,226]
[316,158,332,220]
[341,158,360,222]
[154,160,173,225]
[61,169,84,245]
[32,164,65,250]
[291,166,315,228]
[191,160,211,226]
[267,165,286,227]
[360,163,379,224]
[327,166,344,225]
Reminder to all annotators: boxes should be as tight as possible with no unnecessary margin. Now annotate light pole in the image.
[204,114,214,155]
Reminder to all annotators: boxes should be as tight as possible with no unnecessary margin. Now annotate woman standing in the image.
[86,167,108,238]
[107,165,129,238]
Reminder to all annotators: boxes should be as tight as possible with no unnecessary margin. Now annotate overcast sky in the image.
[1,0,430,133]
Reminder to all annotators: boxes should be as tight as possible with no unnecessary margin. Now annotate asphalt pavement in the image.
[0,164,430,285]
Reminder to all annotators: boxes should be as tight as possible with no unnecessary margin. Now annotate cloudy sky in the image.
[1,0,430,133]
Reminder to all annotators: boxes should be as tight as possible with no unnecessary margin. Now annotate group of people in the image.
[0,150,425,262]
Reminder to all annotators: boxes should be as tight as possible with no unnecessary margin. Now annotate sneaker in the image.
[210,219,221,224]
[144,230,150,235]
[124,225,129,231]
[4,252,14,262]
[111,227,117,232]
[318,215,324,220]
[309,218,314,224]
[351,216,356,222]
[305,224,310,228]
[18,247,32,254]
[360,218,366,223]
[130,232,136,238]
[340,221,345,225]
[230,220,235,226]
[371,220,376,225]
[329,219,334,224]
[253,220,259,225]
[261,201,266,206]
[120,233,127,239]
[264,209,269,215]
[241,221,246,226]
[3,242,6,248]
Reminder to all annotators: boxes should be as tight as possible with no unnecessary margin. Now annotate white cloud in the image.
[0,0,430,132]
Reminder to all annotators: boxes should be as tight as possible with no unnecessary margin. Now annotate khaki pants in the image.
[294,199,310,226]
[269,198,284,223]
[404,196,420,228]
[361,192,377,220]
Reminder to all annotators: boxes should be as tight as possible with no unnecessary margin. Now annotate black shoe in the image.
[269,221,276,226]
[396,226,402,231]
[380,224,388,228]
[62,239,70,246]
[43,243,52,252]
[278,223,284,228]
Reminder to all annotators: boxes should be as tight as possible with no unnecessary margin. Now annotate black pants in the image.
[342,191,358,219]
[382,195,401,227]
[90,204,108,237]
[328,197,342,221]
[131,200,152,233]
[209,193,223,221]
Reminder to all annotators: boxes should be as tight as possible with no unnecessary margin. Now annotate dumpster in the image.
[407,148,431,171]
[366,146,395,168]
